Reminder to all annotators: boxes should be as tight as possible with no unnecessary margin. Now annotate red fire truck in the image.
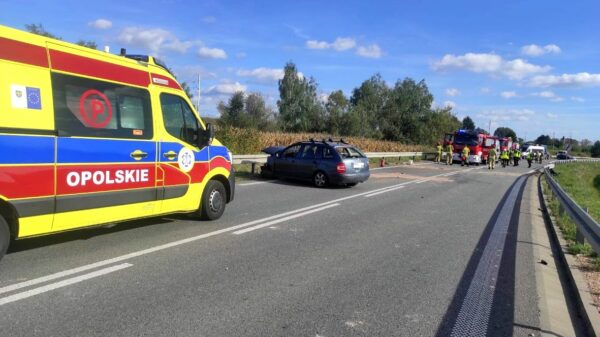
[450,130,487,165]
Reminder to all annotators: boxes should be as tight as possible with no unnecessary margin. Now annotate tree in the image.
[25,24,60,39]
[325,90,349,136]
[419,106,461,145]
[461,116,475,130]
[382,78,433,143]
[180,82,195,101]
[591,141,600,158]
[218,91,249,128]
[534,134,552,145]
[76,40,97,50]
[245,93,274,130]
[350,74,389,139]
[493,127,517,140]
[277,62,323,132]
[25,23,97,49]
[474,127,489,135]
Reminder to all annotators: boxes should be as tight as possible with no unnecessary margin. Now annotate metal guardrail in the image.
[543,158,600,254]
[232,152,428,165]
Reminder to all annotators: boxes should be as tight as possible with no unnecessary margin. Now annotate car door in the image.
[157,93,208,213]
[52,72,157,231]
[275,144,302,177]
[296,144,318,180]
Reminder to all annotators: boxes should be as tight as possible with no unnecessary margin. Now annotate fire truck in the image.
[448,130,489,165]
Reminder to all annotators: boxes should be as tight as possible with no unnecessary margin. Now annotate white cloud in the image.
[571,96,585,102]
[443,100,456,108]
[356,44,382,58]
[445,88,460,97]
[433,52,551,80]
[198,47,227,59]
[205,81,246,95]
[477,109,536,122]
[521,44,561,57]
[531,90,563,101]
[118,27,199,54]
[546,112,559,119]
[202,16,216,23]
[480,87,491,93]
[331,37,356,51]
[528,72,600,87]
[306,37,356,51]
[306,40,329,50]
[500,91,518,99]
[237,67,284,82]
[88,19,112,30]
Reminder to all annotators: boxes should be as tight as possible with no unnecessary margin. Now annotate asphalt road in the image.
[0,161,547,336]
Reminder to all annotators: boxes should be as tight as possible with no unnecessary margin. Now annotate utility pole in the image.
[197,74,201,112]
[488,120,491,134]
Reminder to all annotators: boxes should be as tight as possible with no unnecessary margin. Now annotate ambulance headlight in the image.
[228,151,233,162]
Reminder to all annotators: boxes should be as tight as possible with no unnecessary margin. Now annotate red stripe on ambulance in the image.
[0,37,48,68]
[49,49,151,88]
[0,166,54,199]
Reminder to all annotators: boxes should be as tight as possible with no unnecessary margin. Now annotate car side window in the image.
[323,146,334,159]
[282,145,301,158]
[160,93,200,146]
[301,144,317,159]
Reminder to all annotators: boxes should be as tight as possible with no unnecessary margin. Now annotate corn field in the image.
[216,127,426,154]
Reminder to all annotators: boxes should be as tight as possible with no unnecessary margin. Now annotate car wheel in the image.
[0,216,10,261]
[199,180,226,220]
[313,171,328,188]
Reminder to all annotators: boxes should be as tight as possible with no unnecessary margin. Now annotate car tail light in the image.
[336,162,346,174]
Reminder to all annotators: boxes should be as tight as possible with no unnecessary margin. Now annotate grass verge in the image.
[542,177,600,271]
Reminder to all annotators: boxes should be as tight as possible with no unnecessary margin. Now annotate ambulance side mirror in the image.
[198,123,215,147]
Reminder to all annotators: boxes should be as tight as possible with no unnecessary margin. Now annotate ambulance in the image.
[0,25,234,260]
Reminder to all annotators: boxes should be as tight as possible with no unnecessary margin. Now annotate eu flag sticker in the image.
[26,87,41,109]
[11,85,42,110]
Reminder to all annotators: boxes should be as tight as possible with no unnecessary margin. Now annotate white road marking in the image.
[0,167,471,297]
[238,180,276,186]
[414,179,429,184]
[365,186,405,197]
[0,263,132,306]
[526,170,535,174]
[233,203,340,235]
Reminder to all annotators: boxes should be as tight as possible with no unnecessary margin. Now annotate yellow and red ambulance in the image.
[0,25,234,260]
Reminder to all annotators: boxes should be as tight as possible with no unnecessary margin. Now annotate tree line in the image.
[218,62,462,145]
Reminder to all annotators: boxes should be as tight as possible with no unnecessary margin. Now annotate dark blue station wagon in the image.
[261,139,370,187]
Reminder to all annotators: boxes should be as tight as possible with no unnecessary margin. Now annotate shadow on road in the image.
[7,214,190,254]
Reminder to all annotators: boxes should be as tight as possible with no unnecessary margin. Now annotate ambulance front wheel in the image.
[0,216,10,261]
[199,180,226,220]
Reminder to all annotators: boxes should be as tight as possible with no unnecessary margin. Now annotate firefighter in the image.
[508,149,514,166]
[488,147,497,170]
[537,151,543,164]
[446,141,454,165]
[527,151,533,168]
[501,149,510,167]
[461,145,470,167]
[436,142,443,164]
[513,149,521,166]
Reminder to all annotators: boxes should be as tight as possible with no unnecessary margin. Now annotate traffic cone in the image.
[380,157,385,167]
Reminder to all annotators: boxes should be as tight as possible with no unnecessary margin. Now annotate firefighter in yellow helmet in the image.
[435,142,443,164]
[461,145,470,167]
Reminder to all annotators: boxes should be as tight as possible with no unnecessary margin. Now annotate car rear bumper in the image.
[330,171,370,185]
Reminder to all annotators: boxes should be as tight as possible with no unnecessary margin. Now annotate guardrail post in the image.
[575,208,588,244]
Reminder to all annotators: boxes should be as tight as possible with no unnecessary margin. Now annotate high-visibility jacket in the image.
[501,151,510,160]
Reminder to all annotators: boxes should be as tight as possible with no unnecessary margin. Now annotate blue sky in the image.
[2,0,599,141]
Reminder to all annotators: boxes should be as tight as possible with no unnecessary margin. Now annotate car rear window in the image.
[336,146,365,158]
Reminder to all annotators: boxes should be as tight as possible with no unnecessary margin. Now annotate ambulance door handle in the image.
[130,150,148,160]
[163,151,177,160]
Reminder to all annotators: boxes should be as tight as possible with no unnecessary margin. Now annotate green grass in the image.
[543,175,600,270]
[553,162,600,223]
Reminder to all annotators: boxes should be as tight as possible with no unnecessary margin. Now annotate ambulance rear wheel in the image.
[199,180,226,220]
[0,216,10,261]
